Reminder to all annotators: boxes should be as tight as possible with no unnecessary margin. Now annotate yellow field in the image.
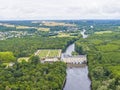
[16,25,50,31]
[52,32,77,38]
[0,23,15,27]
[16,26,34,29]
[57,33,71,37]
[37,28,50,32]
[95,31,112,34]
[42,21,76,27]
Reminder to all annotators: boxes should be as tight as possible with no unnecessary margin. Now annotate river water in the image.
[63,30,91,90]
[62,43,75,58]
[81,29,88,39]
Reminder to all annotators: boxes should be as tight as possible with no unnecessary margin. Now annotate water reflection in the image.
[81,29,88,38]
[63,66,91,90]
[63,30,91,90]
[62,43,75,59]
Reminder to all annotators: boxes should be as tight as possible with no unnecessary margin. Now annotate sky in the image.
[0,0,120,20]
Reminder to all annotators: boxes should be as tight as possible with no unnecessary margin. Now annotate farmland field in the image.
[42,21,76,26]
[37,27,50,31]
[16,25,34,29]
[94,31,112,34]
[36,49,61,58]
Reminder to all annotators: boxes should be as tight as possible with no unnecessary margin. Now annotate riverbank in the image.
[63,29,91,90]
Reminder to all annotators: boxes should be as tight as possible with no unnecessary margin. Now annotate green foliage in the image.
[75,32,120,90]
[72,51,79,56]
[96,44,119,52]
[75,42,89,55]
[0,36,76,57]
[0,61,66,90]
[0,52,16,63]
[29,55,40,64]
[108,66,120,79]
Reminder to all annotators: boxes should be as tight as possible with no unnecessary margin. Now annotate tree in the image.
[29,55,40,64]
[0,52,16,63]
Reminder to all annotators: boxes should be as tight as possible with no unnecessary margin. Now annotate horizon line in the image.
[0,19,120,21]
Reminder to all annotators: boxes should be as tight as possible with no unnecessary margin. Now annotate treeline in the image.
[0,36,77,57]
[0,56,67,90]
[75,32,120,90]
[42,26,68,31]
[74,20,120,35]
[0,26,36,33]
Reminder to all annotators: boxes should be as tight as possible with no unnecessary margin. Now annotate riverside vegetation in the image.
[75,32,120,90]
[0,55,67,90]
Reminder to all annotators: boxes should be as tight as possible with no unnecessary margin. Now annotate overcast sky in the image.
[0,0,120,20]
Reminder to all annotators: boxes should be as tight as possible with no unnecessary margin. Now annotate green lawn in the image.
[37,49,61,58]
[48,50,61,57]
[38,50,49,58]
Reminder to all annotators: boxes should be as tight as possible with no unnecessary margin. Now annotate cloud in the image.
[0,0,120,20]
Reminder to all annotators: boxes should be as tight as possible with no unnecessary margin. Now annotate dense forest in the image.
[0,36,77,57]
[0,56,67,90]
[75,32,120,90]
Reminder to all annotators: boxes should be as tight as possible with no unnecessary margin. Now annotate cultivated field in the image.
[42,21,76,26]
[36,49,62,59]
[0,23,15,27]
[52,32,77,38]
[16,26,34,29]
[37,27,50,32]
[0,23,50,32]
[95,31,112,34]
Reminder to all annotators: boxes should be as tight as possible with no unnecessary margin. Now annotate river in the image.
[63,30,91,90]
[81,29,88,39]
